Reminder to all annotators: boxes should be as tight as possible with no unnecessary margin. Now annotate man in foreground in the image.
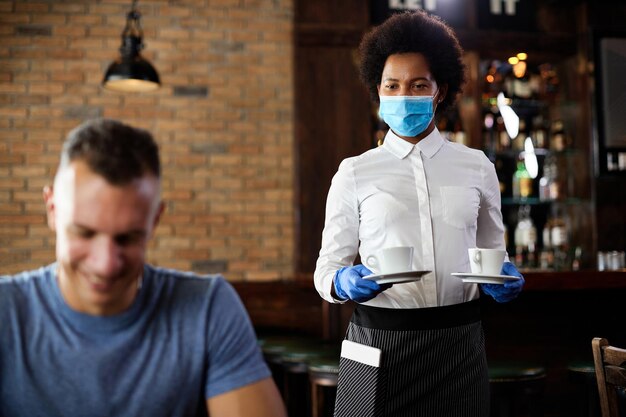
[0,118,286,417]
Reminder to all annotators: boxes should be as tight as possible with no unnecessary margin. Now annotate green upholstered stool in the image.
[277,341,336,417]
[488,363,547,417]
[258,335,315,397]
[308,356,340,417]
[567,362,601,417]
[257,336,300,399]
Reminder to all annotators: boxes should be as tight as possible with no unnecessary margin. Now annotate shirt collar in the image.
[382,128,446,160]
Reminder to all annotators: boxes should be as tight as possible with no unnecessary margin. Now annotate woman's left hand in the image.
[480,262,525,303]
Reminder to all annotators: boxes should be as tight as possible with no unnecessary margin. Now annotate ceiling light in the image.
[524,137,538,179]
[102,0,160,93]
[513,61,527,78]
[508,56,519,65]
[497,92,519,139]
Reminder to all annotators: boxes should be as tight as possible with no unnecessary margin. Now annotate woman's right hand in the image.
[333,265,390,302]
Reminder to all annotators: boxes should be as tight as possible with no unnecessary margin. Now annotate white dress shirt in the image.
[314,128,507,308]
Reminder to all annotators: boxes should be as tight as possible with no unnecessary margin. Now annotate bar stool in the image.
[279,343,333,417]
[567,361,601,417]
[258,335,313,396]
[488,362,547,417]
[308,356,340,417]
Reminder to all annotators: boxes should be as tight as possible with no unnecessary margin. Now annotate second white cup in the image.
[366,246,414,274]
[468,248,506,275]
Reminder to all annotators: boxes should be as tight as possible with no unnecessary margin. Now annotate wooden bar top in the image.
[521,270,626,291]
[233,270,626,294]
[232,271,626,334]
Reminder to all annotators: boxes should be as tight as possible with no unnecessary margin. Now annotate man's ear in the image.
[43,185,56,231]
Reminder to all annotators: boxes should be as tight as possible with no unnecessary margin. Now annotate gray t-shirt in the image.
[0,264,270,417]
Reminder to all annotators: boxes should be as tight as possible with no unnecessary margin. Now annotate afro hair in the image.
[358,10,466,114]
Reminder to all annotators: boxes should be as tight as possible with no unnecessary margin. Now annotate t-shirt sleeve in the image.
[204,278,271,398]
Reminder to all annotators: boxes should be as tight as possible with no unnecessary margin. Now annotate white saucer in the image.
[363,270,430,285]
[451,272,522,285]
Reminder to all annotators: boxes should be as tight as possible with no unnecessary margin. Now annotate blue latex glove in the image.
[333,264,391,302]
[480,262,525,303]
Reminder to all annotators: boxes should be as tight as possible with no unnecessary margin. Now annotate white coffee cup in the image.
[366,246,414,274]
[468,248,506,275]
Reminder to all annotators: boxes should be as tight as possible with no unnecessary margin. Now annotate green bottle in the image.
[512,160,532,199]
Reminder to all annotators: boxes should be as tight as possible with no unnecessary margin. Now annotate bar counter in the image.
[480,270,626,415]
[234,270,626,416]
[233,270,626,337]
[233,270,626,339]
[520,269,626,291]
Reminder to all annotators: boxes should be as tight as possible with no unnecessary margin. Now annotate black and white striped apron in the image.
[334,299,489,417]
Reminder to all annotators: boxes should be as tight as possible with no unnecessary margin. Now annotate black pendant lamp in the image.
[102,0,160,92]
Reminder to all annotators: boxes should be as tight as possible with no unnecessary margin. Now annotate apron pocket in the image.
[334,356,387,417]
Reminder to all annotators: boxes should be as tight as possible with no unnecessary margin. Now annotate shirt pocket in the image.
[440,186,479,230]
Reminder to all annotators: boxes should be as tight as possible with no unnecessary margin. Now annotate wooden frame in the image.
[591,337,626,417]
[592,30,626,176]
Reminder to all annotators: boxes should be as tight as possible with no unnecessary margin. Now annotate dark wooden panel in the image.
[595,176,626,251]
[456,29,577,63]
[232,281,324,338]
[296,0,368,27]
[523,270,626,290]
[296,25,364,47]
[294,44,373,274]
[294,0,372,276]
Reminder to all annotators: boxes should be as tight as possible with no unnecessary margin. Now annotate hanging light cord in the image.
[120,0,143,56]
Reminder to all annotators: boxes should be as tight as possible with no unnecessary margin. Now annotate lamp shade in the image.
[103,55,160,92]
[102,5,160,93]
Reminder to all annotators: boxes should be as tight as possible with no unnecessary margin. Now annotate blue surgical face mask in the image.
[378,94,436,137]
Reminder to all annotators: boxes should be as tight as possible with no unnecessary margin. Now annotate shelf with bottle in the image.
[482,110,575,157]
[481,57,559,105]
[488,115,585,201]
[492,119,590,271]
[498,144,590,272]
[478,55,593,270]
[506,200,590,272]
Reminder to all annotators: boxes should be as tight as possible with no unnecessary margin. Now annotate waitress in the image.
[313,10,525,417]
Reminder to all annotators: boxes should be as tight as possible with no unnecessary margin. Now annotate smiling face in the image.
[44,160,164,316]
[377,52,447,142]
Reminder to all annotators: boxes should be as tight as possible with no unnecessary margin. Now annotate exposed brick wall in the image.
[0,0,295,281]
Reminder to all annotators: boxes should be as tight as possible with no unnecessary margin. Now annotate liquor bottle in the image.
[531,114,548,149]
[514,205,537,269]
[548,204,570,271]
[483,112,496,155]
[550,120,568,152]
[571,246,582,271]
[539,154,563,201]
[512,119,527,151]
[539,154,554,201]
[508,67,533,99]
[512,158,533,200]
[539,218,554,270]
[496,116,510,152]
